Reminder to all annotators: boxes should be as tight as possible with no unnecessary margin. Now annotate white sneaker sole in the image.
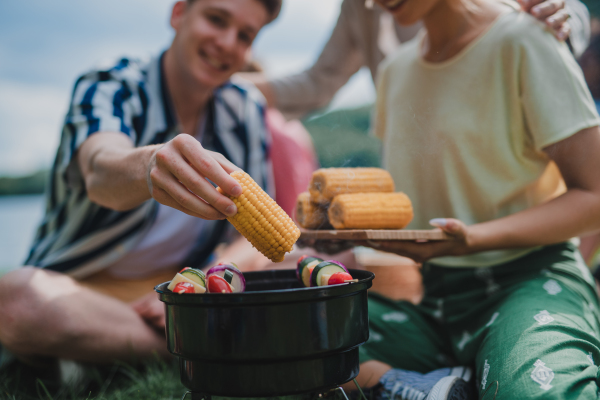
[426,376,461,400]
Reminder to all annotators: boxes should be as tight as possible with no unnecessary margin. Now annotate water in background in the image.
[0,194,45,274]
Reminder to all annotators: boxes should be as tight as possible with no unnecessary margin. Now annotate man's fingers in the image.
[208,150,242,174]
[518,0,544,12]
[175,136,243,198]
[165,156,238,217]
[554,21,571,41]
[531,0,565,21]
[152,178,227,220]
[546,8,570,31]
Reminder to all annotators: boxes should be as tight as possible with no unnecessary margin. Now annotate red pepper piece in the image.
[208,275,233,293]
[327,272,353,285]
[173,282,195,294]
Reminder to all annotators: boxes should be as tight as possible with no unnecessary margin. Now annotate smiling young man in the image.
[0,0,280,372]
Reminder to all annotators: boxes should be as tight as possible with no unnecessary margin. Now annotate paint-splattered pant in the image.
[359,242,600,399]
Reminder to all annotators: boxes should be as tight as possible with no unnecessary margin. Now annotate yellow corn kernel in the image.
[327,192,413,230]
[295,192,332,229]
[219,171,301,262]
[309,168,395,204]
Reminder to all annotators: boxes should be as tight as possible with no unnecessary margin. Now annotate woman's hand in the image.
[356,219,473,263]
[519,0,571,40]
[147,134,243,220]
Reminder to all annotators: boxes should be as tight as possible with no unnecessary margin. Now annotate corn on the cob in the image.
[328,192,413,230]
[309,168,395,204]
[295,192,332,229]
[218,171,301,262]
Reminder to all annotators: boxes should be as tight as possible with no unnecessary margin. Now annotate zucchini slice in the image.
[167,273,207,294]
[310,261,347,287]
[181,268,206,288]
[297,256,323,286]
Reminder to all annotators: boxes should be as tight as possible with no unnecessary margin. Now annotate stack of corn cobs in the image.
[295,168,414,230]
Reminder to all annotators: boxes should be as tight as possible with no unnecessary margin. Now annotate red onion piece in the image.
[206,263,246,293]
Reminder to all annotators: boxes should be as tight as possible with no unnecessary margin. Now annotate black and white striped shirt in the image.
[25,53,273,278]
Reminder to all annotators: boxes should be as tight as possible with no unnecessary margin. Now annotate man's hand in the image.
[148,134,243,220]
[79,132,244,219]
[130,292,166,332]
[519,0,571,40]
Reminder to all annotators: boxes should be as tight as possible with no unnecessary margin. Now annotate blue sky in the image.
[0,0,375,176]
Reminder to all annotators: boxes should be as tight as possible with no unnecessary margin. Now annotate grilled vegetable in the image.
[310,261,348,287]
[173,282,195,294]
[167,273,207,294]
[181,268,206,288]
[328,192,413,230]
[327,272,354,285]
[218,171,301,262]
[295,192,332,229]
[297,256,323,287]
[309,168,395,204]
[207,275,233,293]
[206,263,246,293]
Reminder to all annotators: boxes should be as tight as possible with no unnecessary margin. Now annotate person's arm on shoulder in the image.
[262,0,366,118]
[519,0,591,56]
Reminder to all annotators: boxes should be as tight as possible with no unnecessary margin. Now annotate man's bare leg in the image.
[0,267,169,364]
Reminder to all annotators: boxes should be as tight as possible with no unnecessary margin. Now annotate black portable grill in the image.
[155,269,374,399]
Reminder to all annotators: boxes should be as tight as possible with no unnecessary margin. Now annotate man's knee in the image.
[0,267,77,354]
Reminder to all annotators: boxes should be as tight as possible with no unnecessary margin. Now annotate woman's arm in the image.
[263,0,366,118]
[361,126,600,263]
[77,131,243,220]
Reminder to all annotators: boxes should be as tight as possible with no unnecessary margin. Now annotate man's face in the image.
[170,0,268,88]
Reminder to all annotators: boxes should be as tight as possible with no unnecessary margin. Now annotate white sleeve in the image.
[268,0,365,119]
[565,0,591,58]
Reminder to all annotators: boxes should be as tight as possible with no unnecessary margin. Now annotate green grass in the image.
[0,358,185,400]
[302,105,382,169]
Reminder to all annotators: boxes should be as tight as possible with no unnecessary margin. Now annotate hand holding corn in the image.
[218,171,301,262]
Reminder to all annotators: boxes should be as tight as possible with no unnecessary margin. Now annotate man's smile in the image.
[199,49,229,71]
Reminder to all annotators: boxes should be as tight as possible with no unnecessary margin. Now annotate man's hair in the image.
[186,0,282,23]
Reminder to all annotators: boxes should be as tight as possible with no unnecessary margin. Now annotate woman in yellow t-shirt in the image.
[344,0,600,399]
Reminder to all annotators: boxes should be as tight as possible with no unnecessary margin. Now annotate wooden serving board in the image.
[300,229,450,241]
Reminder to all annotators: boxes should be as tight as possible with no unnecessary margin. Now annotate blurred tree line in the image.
[303,104,381,168]
[0,170,48,196]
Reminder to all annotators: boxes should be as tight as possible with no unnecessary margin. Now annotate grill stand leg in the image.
[180,391,211,400]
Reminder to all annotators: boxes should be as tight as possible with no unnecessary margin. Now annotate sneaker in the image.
[378,367,475,400]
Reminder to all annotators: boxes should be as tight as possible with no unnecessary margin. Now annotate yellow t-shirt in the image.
[374,9,600,267]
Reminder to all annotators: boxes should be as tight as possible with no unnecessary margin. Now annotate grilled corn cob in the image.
[309,168,395,204]
[219,171,300,262]
[295,192,332,229]
[328,192,413,230]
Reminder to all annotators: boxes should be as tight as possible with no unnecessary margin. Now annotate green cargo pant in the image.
[359,242,600,399]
